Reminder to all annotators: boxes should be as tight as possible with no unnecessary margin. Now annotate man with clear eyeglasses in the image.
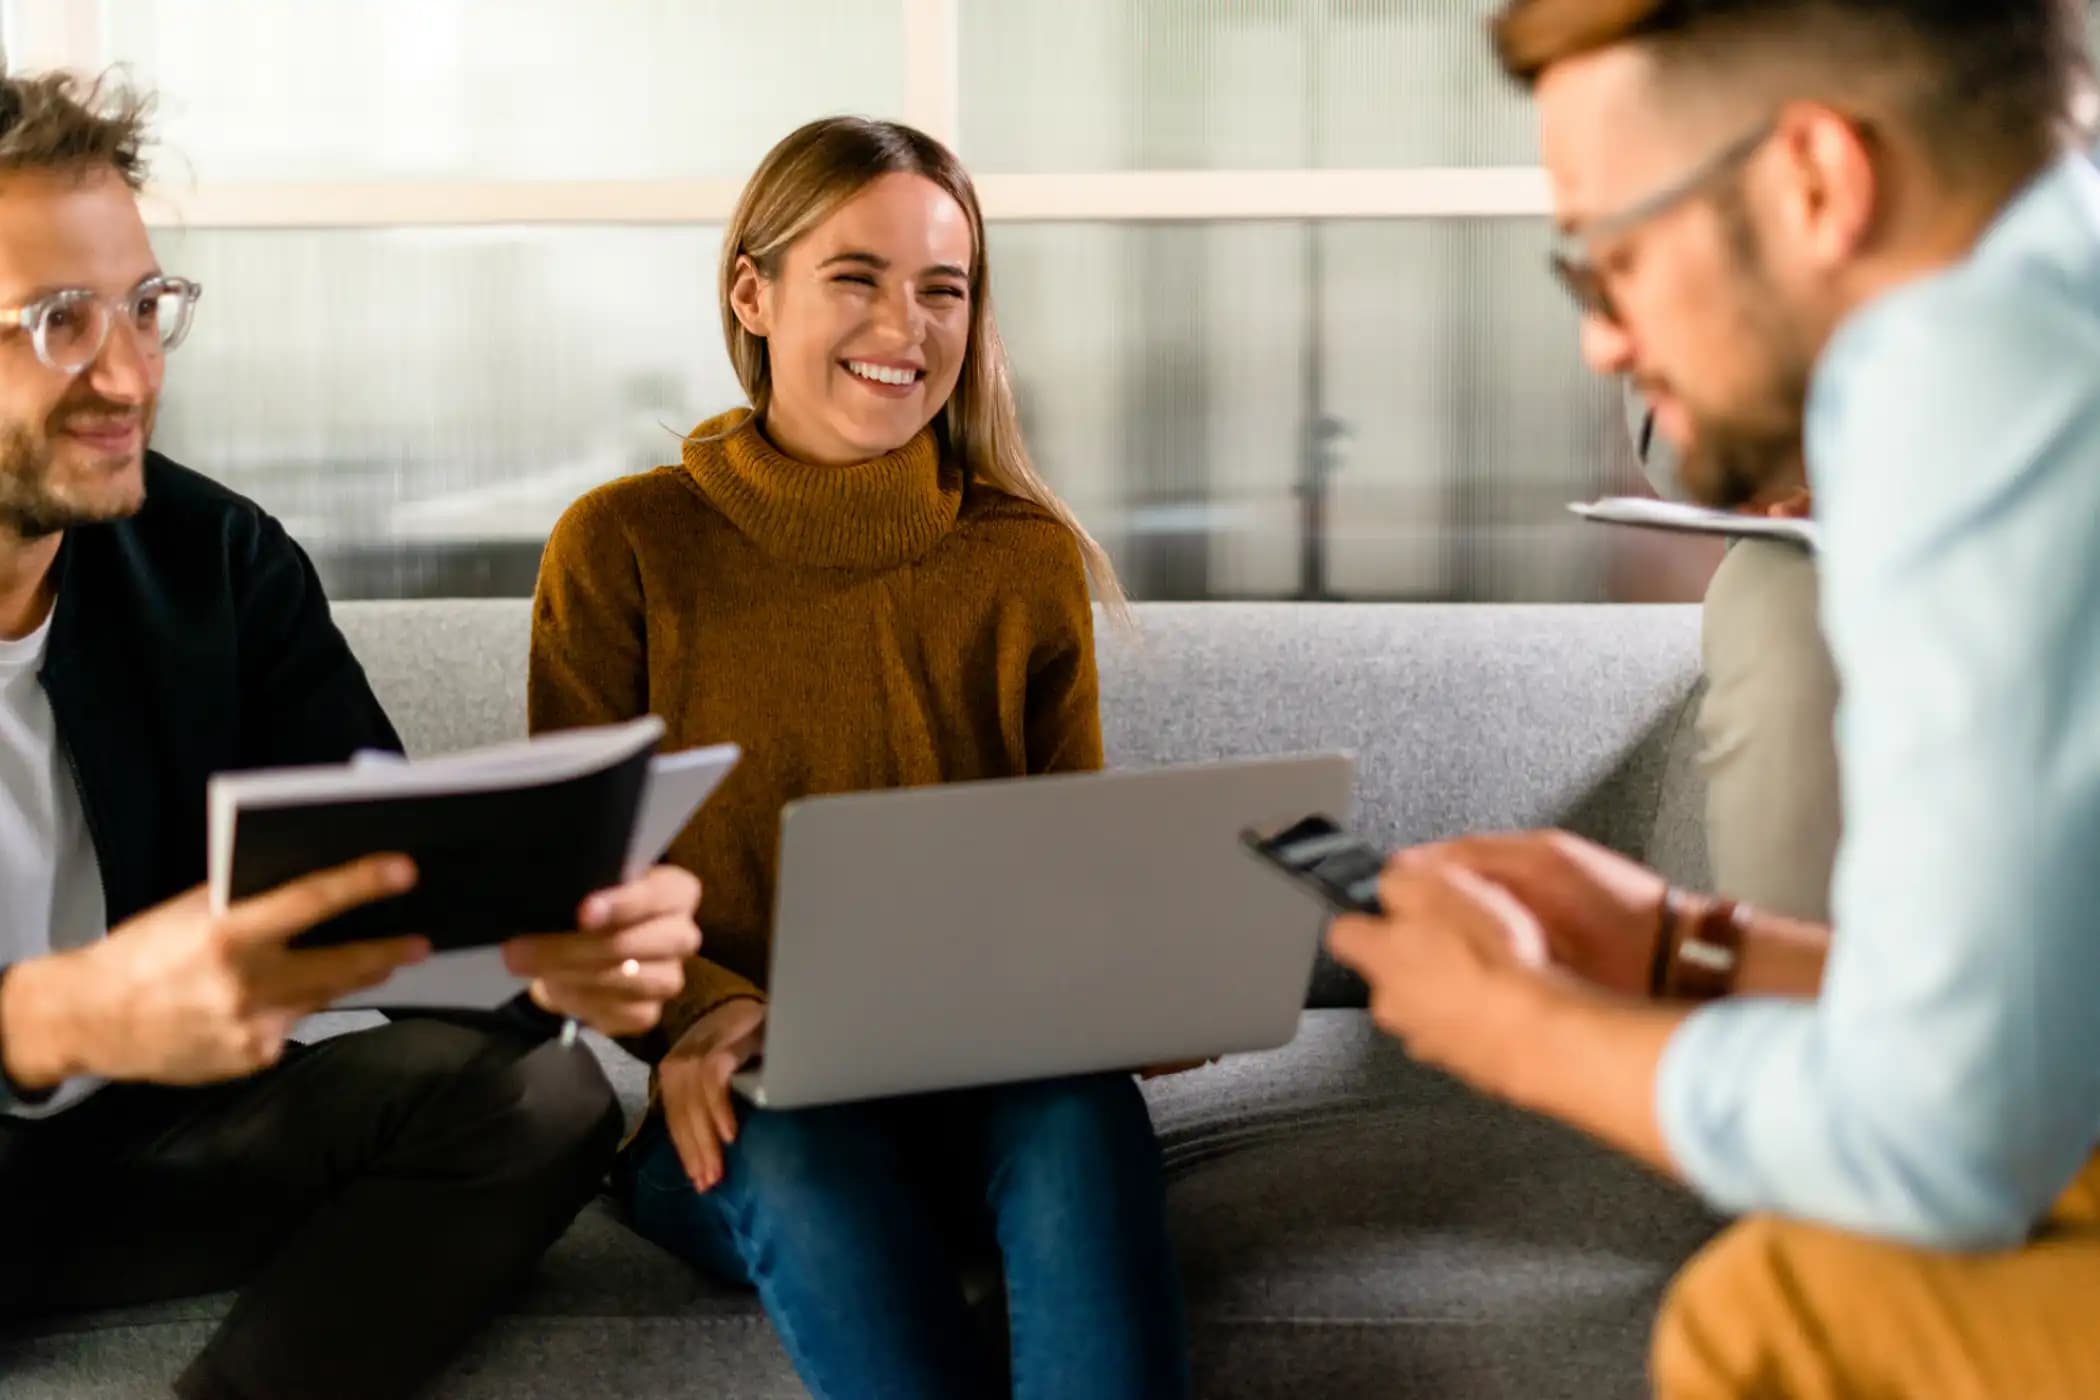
[1326,1,2100,1395]
[0,74,703,1400]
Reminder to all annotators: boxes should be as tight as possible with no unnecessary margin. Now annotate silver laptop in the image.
[732,753,1354,1110]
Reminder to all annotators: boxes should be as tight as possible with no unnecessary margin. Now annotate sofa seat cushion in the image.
[1143,1010,1723,1398]
[2,1012,1720,1399]
[0,1193,803,1399]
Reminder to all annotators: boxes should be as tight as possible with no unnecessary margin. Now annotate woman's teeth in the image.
[846,360,919,387]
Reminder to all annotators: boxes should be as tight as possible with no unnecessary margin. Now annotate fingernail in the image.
[581,895,610,929]
[406,938,432,963]
[384,857,417,890]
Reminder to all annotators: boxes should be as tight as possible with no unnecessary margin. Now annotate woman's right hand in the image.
[657,998,767,1193]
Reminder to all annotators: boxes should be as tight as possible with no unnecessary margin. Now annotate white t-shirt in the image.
[0,603,107,1115]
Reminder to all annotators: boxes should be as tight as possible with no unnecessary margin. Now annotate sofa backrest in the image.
[334,599,1709,1005]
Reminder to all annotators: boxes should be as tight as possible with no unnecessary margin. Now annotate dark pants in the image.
[0,1018,623,1400]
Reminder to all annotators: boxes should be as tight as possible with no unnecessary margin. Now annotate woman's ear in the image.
[729,254,772,337]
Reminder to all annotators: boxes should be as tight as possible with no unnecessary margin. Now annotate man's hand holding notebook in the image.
[207,719,739,1012]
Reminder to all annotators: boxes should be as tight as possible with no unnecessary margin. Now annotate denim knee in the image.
[623,1101,898,1278]
[982,1075,1161,1169]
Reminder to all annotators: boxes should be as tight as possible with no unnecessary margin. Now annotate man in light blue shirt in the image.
[1326,1,2100,1394]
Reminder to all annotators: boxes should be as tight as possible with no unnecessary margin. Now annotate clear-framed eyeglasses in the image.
[1548,123,1775,325]
[0,275,203,374]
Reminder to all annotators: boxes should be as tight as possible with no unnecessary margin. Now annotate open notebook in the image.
[1570,497,1820,551]
[207,719,739,1009]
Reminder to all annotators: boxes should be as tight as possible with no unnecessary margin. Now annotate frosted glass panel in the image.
[992,220,1630,604]
[104,0,904,182]
[146,220,1624,604]
[149,225,736,597]
[962,0,1538,172]
[1319,221,1626,602]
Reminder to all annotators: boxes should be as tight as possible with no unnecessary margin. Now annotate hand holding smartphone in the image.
[1240,815,1388,916]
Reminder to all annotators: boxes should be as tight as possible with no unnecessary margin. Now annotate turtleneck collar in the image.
[681,408,963,570]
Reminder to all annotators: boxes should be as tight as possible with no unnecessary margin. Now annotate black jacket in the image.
[0,456,553,1108]
[42,452,403,927]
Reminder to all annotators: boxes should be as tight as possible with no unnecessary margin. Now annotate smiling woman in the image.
[725,173,973,466]
[710,116,1124,610]
[524,115,1190,1400]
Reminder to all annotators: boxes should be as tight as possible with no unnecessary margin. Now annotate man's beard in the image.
[0,401,153,539]
[1675,376,1809,509]
[1672,194,1815,510]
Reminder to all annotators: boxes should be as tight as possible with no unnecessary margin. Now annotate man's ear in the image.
[1772,99,1879,271]
[729,255,772,338]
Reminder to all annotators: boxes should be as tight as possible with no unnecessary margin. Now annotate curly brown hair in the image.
[0,70,151,190]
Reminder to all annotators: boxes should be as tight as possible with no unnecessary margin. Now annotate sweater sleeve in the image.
[530,489,650,734]
[529,489,764,1062]
[1026,532,1106,776]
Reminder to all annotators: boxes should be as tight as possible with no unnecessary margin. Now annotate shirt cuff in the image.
[1656,996,1816,1217]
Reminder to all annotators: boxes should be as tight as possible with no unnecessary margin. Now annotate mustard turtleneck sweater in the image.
[529,407,1103,1058]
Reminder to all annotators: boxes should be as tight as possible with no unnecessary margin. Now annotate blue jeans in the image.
[621,1073,1190,1400]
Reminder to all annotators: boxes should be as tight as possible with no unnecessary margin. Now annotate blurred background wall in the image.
[3,1,2094,604]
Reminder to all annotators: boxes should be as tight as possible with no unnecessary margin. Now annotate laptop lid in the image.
[744,753,1354,1109]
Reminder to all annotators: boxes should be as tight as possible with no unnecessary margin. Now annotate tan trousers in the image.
[1653,1155,2100,1398]
[1696,539,1842,923]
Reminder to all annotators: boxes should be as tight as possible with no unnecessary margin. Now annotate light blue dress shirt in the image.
[1657,154,2100,1249]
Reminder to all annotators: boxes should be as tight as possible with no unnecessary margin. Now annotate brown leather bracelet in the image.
[1660,897,1748,1002]
[1647,891,1681,997]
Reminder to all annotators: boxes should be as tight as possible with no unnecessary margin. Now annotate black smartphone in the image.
[1240,815,1388,916]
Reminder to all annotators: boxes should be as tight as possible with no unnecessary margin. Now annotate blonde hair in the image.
[718,116,1128,618]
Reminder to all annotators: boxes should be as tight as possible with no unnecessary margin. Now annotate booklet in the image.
[1569,497,1820,552]
[208,718,739,980]
[327,738,743,1011]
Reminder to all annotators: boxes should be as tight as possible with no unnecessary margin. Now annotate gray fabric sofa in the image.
[2,600,1724,1399]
